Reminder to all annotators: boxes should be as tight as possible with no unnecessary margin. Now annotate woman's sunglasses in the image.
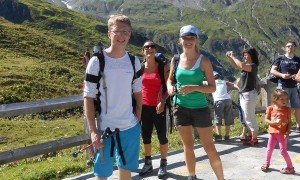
[143,44,156,49]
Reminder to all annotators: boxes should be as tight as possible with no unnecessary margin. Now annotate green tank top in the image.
[174,55,208,109]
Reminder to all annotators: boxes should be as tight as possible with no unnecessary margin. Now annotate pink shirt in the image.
[142,67,162,106]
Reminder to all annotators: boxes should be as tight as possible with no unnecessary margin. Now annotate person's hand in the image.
[281,73,292,79]
[226,51,233,58]
[167,85,176,96]
[156,102,165,114]
[284,133,289,140]
[90,131,103,149]
[178,85,193,95]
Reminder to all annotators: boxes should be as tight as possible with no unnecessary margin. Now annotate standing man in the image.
[270,40,300,132]
[83,14,142,180]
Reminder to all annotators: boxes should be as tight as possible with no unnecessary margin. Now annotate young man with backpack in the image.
[83,14,142,180]
[138,41,170,179]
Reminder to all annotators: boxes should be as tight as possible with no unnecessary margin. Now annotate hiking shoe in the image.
[187,175,197,180]
[214,135,222,142]
[280,167,295,174]
[158,159,167,179]
[139,159,153,176]
[224,135,230,141]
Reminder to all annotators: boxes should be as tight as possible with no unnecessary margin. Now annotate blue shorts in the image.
[283,87,300,108]
[94,123,141,178]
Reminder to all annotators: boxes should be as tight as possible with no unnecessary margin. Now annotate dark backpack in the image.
[92,46,139,115]
[266,56,284,84]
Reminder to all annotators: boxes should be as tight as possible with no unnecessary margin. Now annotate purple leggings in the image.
[264,133,293,168]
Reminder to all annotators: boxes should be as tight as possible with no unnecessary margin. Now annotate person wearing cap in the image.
[226,47,260,146]
[211,71,237,141]
[167,25,224,180]
[139,40,170,179]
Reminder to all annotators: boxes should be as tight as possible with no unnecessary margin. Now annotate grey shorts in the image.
[173,105,212,128]
[214,99,234,126]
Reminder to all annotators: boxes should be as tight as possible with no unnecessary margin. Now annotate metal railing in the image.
[0,79,274,165]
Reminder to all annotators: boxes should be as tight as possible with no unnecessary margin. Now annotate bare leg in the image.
[177,125,196,176]
[294,109,300,129]
[252,130,258,139]
[215,125,222,135]
[119,168,131,180]
[196,126,224,180]
[160,143,168,159]
[143,143,152,156]
[225,126,230,137]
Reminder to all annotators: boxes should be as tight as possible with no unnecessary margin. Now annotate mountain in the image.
[48,0,300,78]
[1,0,300,104]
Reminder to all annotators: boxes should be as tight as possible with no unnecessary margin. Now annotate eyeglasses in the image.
[110,30,131,36]
[143,44,156,49]
[286,45,295,48]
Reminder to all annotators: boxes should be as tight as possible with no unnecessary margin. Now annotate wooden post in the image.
[261,79,273,107]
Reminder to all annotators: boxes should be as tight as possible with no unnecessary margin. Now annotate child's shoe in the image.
[280,167,295,174]
[261,164,269,172]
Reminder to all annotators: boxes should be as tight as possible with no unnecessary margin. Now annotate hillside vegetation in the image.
[58,0,300,77]
[0,0,145,104]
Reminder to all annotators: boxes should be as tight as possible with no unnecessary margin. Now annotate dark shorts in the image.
[173,105,212,128]
[214,99,234,126]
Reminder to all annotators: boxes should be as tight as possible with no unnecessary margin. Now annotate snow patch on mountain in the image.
[61,0,73,9]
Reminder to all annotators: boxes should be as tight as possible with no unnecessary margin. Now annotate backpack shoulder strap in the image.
[172,54,180,85]
[128,52,137,83]
[158,62,167,93]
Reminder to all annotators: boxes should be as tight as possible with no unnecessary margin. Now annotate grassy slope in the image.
[0,0,143,104]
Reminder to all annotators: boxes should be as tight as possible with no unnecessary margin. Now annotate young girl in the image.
[261,89,295,174]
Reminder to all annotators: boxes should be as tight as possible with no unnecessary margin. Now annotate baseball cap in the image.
[180,25,200,38]
[213,71,219,76]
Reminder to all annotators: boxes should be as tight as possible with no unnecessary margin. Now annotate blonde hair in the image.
[108,14,132,31]
[272,89,289,104]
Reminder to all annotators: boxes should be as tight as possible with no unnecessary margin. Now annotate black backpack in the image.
[91,46,139,115]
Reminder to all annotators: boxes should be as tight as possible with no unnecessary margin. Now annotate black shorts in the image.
[173,105,212,128]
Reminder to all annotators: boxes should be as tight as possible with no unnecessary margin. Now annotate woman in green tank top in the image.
[167,25,224,180]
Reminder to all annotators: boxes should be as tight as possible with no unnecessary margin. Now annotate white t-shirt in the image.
[83,51,142,131]
[212,79,231,102]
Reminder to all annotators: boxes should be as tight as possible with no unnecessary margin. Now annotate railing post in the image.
[261,79,272,108]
